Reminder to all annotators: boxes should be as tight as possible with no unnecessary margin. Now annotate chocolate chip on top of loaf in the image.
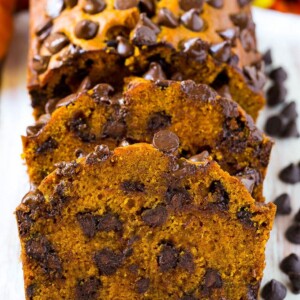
[28,0,265,120]
[16,139,275,300]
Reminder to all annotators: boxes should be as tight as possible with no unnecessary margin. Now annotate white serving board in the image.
[0,8,300,299]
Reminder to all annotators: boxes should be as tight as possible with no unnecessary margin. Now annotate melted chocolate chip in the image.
[56,93,77,108]
[114,0,138,10]
[204,269,223,289]
[141,206,168,227]
[181,9,204,32]
[36,137,59,154]
[116,36,134,58]
[157,243,179,272]
[77,212,97,238]
[280,253,300,275]
[136,277,150,294]
[273,193,292,215]
[132,25,157,46]
[16,209,33,237]
[83,0,106,14]
[94,248,124,275]
[102,113,127,140]
[152,130,180,154]
[86,145,111,164]
[286,224,300,244]
[289,273,300,294]
[75,20,99,40]
[178,251,195,273]
[56,161,80,178]
[180,80,217,101]
[68,112,95,142]
[236,168,260,194]
[209,181,229,210]
[91,83,114,103]
[143,62,167,81]
[181,38,209,63]
[46,0,65,18]
[165,187,192,211]
[206,0,223,8]
[75,277,101,300]
[44,32,69,54]
[209,41,231,63]
[121,180,145,192]
[237,207,253,227]
[138,0,155,17]
[157,8,179,28]
[26,236,62,279]
[279,163,300,184]
[179,0,204,11]
[261,280,287,300]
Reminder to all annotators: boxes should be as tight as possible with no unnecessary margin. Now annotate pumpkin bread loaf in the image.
[16,141,275,300]
[22,79,272,201]
[28,0,266,119]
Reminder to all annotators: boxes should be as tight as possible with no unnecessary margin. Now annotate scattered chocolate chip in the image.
[157,8,179,28]
[261,279,287,300]
[209,41,231,63]
[243,66,266,90]
[206,0,223,8]
[94,248,123,275]
[282,101,298,120]
[165,187,192,211]
[138,0,155,17]
[44,32,70,54]
[116,36,134,58]
[237,207,253,227]
[279,163,300,184]
[65,0,78,8]
[280,253,300,275]
[75,20,99,40]
[289,273,300,294]
[273,193,292,215]
[143,62,167,81]
[56,161,80,177]
[209,181,229,210]
[147,112,172,132]
[132,25,157,46]
[136,277,150,294]
[179,0,204,11]
[114,0,138,10]
[46,0,64,18]
[286,224,300,244]
[141,205,168,227]
[26,236,62,279]
[181,38,208,63]
[36,137,59,154]
[68,112,95,142]
[75,277,101,300]
[83,0,106,14]
[235,168,260,194]
[267,83,287,107]
[157,243,179,272]
[218,28,238,46]
[121,180,145,192]
[181,9,204,32]
[295,209,300,222]
[281,120,300,138]
[178,251,195,273]
[153,130,180,154]
[237,0,251,7]
[230,12,249,30]
[265,115,284,137]
[269,67,288,83]
[204,269,223,289]
[263,49,272,66]
[86,145,111,164]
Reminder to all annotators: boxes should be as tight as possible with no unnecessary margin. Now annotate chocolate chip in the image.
[218,28,238,46]
[282,121,300,138]
[269,67,288,83]
[209,181,229,210]
[75,20,99,40]
[36,137,58,154]
[181,9,204,32]
[136,277,150,294]
[165,187,192,211]
[35,18,53,40]
[265,116,284,137]
[243,66,266,90]
[157,243,179,272]
[289,273,300,294]
[209,41,231,63]
[273,193,292,215]
[143,62,167,81]
[114,0,138,10]
[204,269,223,289]
[46,0,65,18]
[91,83,114,103]
[68,112,95,142]
[86,145,111,165]
[45,98,60,114]
[121,180,145,192]
[237,207,253,227]
[181,38,208,63]
[116,36,134,58]
[263,49,273,66]
[153,130,180,154]
[56,93,77,108]
[281,101,298,120]
[280,253,300,275]
[138,13,160,34]
[240,29,255,52]
[141,205,168,227]
[261,279,287,300]
[179,0,204,11]
[178,251,195,273]
[286,224,300,244]
[235,168,260,194]
[44,32,69,54]
[16,209,33,237]
[55,161,80,178]
[279,163,300,184]
[26,236,62,279]
[247,283,260,300]
[206,0,223,8]
[295,209,300,222]
[147,112,172,132]
[65,0,78,8]
[132,25,157,46]
[237,0,251,7]
[75,277,101,300]
[26,284,35,299]
[77,76,93,92]
[94,248,123,275]
[267,83,287,107]
[138,0,155,17]
[157,8,179,28]
[102,114,126,140]
[77,212,97,238]
[230,13,249,30]
[83,0,106,14]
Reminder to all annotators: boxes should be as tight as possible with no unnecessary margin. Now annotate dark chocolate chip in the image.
[55,161,80,178]
[136,277,150,294]
[16,209,33,237]
[77,212,97,238]
[235,168,260,194]
[155,80,173,89]
[281,120,300,138]
[141,205,168,227]
[265,115,284,137]
[263,49,272,66]
[209,41,231,63]
[289,273,300,294]
[94,248,124,275]
[261,279,287,300]
[165,187,192,211]
[286,224,300,244]
[281,101,298,120]
[75,276,101,300]
[230,13,249,30]
[44,32,70,54]
[178,251,195,273]
[138,13,160,34]
[157,243,179,272]
[206,0,223,8]
[26,236,62,279]
[153,130,180,154]
[45,98,60,114]
[209,181,229,210]
[247,283,260,300]
[114,0,138,10]
[218,28,238,46]
[279,163,300,184]
[143,62,167,81]
[91,83,114,103]
[116,36,134,58]
[147,112,172,132]
[295,209,300,222]
[180,80,217,101]
[26,284,35,299]
[46,0,65,18]
[68,112,95,142]
[86,145,111,165]
[280,253,300,275]
[243,66,266,90]
[273,193,292,215]
[237,0,251,8]
[237,207,253,227]
[35,17,53,39]
[267,83,288,107]
[179,0,204,11]
[121,180,145,192]
[138,0,155,17]
[56,93,77,108]
[181,9,204,32]
[65,0,78,8]
[181,38,208,63]
[157,8,179,28]
[204,269,223,289]
[240,29,256,52]
[83,0,106,14]
[36,137,58,154]
[132,25,157,46]
[75,20,99,40]
[269,67,288,83]
[102,114,127,140]
[26,122,45,137]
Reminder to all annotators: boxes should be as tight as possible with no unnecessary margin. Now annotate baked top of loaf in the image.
[16,141,275,299]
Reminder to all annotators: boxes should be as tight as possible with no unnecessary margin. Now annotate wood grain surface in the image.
[0,9,299,299]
